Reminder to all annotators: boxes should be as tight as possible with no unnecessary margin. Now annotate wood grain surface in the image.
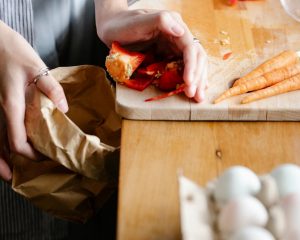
[118,120,300,240]
[116,0,300,121]
[117,1,300,240]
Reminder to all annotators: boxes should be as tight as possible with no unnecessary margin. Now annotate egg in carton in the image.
[178,164,300,240]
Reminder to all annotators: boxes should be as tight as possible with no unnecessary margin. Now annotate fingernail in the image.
[57,99,69,113]
[187,84,197,98]
[171,25,184,36]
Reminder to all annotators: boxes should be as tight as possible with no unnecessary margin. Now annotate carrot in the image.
[233,50,300,87]
[214,63,300,103]
[241,72,300,104]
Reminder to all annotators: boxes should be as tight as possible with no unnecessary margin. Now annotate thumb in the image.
[0,125,11,181]
[0,157,12,181]
[154,11,185,37]
[35,72,69,113]
[142,11,185,37]
[116,11,185,43]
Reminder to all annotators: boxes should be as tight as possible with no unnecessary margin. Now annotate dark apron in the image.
[32,0,107,68]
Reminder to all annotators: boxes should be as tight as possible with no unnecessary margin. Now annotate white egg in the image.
[256,174,279,207]
[218,196,268,234]
[213,166,261,205]
[271,163,300,197]
[286,229,300,240]
[280,192,300,235]
[266,205,286,239]
[229,226,275,240]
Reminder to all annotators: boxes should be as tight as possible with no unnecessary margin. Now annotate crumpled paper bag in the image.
[11,65,121,223]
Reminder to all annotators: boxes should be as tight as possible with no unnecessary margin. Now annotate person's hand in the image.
[95,7,208,102]
[0,21,69,181]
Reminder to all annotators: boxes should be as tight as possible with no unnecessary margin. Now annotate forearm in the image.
[94,0,128,46]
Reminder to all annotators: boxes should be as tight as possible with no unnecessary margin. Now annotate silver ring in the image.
[30,67,50,85]
[193,37,200,43]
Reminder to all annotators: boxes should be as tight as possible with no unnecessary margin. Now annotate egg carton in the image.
[178,164,300,240]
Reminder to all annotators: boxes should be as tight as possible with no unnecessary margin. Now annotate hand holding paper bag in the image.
[11,65,121,222]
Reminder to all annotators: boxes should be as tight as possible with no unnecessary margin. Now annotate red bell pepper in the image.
[105,41,146,82]
[123,78,154,91]
[137,62,167,78]
[157,61,184,91]
[227,0,238,5]
[223,52,232,60]
[145,84,185,102]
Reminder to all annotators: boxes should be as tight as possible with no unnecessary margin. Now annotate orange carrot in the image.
[214,63,300,103]
[241,72,300,104]
[233,50,300,87]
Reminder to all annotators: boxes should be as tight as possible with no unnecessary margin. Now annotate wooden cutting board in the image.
[116,0,300,120]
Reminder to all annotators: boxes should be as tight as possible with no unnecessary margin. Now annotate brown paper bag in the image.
[11,65,121,223]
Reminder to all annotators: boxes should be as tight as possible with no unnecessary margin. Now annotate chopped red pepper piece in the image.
[223,52,232,60]
[145,84,185,102]
[110,42,146,70]
[104,42,188,101]
[105,41,146,83]
[137,62,167,77]
[123,78,154,91]
[157,61,184,91]
[227,0,238,5]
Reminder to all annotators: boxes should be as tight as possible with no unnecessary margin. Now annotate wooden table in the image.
[117,1,300,239]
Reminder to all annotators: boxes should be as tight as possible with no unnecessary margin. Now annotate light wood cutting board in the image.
[116,0,300,121]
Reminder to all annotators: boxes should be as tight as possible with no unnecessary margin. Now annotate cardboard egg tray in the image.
[178,165,300,240]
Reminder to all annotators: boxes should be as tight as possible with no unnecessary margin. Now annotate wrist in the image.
[94,0,128,45]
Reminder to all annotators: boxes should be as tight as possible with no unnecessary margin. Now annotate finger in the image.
[140,11,185,37]
[0,128,12,181]
[0,157,12,181]
[157,11,185,36]
[35,74,69,113]
[204,62,209,89]
[3,96,37,160]
[183,43,199,98]
[184,84,197,99]
[194,51,208,102]
[162,17,199,96]
[183,44,197,86]
[194,73,207,102]
[201,50,209,89]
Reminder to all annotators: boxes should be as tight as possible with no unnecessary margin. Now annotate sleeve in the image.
[0,0,34,45]
[128,0,140,6]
